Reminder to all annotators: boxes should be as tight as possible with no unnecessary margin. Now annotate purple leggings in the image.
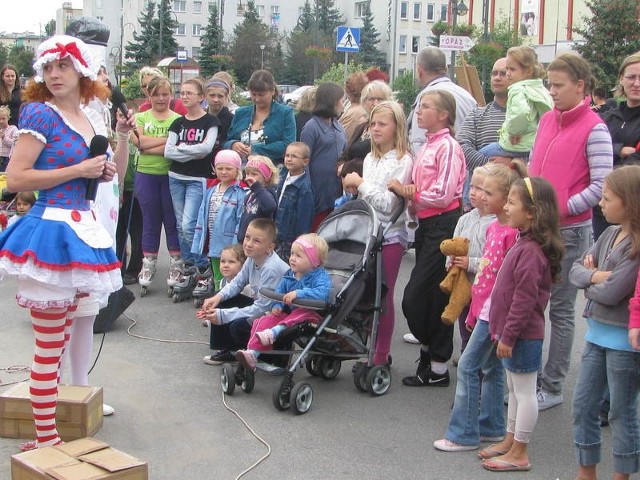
[373,242,405,365]
[134,172,180,254]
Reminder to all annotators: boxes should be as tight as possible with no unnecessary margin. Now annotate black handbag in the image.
[93,286,136,333]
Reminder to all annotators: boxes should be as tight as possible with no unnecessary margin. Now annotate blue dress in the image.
[0,102,122,308]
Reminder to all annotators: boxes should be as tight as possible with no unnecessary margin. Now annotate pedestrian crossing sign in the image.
[336,26,360,52]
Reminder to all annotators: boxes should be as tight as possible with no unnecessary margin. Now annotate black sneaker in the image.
[203,350,236,365]
[402,369,450,387]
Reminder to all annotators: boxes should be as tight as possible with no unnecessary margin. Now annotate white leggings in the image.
[60,315,96,386]
[505,370,538,444]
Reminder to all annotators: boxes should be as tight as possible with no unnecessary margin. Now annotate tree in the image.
[155,0,178,59]
[229,0,276,83]
[44,19,56,38]
[8,46,35,77]
[0,44,8,71]
[317,62,365,85]
[392,71,420,113]
[573,0,640,89]
[316,0,343,38]
[466,18,522,100]
[125,1,159,69]
[199,3,225,77]
[357,3,386,69]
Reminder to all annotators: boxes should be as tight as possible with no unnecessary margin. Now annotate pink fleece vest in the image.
[529,97,603,226]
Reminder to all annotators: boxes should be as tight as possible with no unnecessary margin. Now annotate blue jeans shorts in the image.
[502,339,542,373]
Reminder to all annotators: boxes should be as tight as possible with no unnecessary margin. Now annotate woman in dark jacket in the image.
[595,53,640,238]
[0,65,22,126]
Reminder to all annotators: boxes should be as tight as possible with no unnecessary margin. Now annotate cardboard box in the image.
[0,384,103,441]
[11,437,149,480]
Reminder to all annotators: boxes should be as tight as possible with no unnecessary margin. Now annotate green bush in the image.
[392,72,420,114]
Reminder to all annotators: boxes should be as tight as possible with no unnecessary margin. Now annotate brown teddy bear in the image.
[439,237,472,325]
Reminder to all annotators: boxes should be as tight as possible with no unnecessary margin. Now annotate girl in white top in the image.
[343,100,413,364]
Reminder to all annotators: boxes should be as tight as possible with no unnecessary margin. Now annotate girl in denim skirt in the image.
[482,176,564,472]
[569,166,640,480]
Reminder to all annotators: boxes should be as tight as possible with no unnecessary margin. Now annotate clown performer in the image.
[0,34,135,450]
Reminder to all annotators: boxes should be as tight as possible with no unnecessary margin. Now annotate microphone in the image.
[111,88,139,140]
[85,135,109,201]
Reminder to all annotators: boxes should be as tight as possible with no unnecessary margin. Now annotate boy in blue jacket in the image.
[275,142,315,261]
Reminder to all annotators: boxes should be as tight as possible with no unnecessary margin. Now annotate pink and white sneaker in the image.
[235,350,257,371]
[255,329,275,346]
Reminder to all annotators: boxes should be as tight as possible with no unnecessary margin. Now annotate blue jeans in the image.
[445,321,505,445]
[478,142,529,159]
[573,342,640,474]
[539,224,592,395]
[168,175,207,267]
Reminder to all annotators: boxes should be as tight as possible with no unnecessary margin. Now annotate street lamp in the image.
[260,44,265,70]
[450,0,469,80]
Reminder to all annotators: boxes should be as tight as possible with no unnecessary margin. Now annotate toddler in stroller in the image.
[235,233,331,371]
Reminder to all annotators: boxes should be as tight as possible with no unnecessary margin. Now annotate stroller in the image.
[220,197,405,414]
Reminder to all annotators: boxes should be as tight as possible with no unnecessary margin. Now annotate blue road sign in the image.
[336,26,360,53]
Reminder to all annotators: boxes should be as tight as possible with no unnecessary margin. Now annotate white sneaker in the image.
[403,332,420,344]
[537,389,563,411]
[102,403,115,416]
[433,438,478,452]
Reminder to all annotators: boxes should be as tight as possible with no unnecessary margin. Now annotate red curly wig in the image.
[22,76,110,105]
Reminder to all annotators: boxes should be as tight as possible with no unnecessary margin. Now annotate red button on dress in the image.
[71,210,81,222]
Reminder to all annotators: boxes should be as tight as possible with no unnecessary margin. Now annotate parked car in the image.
[283,85,313,106]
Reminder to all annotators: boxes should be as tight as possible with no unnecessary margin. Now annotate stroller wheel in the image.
[319,358,341,380]
[366,365,392,396]
[352,362,368,392]
[272,377,293,411]
[240,368,255,394]
[193,298,204,308]
[305,356,321,376]
[167,287,174,297]
[220,364,235,395]
[291,382,313,415]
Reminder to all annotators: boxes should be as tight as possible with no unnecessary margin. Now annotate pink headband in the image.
[246,158,273,181]
[214,150,242,170]
[293,238,322,268]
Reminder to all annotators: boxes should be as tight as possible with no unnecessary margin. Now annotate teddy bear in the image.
[439,237,472,325]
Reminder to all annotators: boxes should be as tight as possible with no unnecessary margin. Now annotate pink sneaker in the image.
[235,350,257,371]
[255,329,275,346]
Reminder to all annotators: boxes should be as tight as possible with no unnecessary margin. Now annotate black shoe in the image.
[123,273,138,285]
[203,350,236,365]
[402,369,450,387]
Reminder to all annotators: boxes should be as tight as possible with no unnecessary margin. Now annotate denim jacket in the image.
[275,169,314,244]
[192,180,247,258]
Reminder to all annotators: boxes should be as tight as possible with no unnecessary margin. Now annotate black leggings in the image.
[209,295,254,350]
[402,209,460,363]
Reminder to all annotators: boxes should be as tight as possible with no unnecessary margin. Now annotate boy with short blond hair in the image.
[275,142,315,261]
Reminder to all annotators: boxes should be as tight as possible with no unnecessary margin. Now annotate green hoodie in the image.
[499,78,553,153]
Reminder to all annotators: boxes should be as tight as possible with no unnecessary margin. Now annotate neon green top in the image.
[134,110,180,175]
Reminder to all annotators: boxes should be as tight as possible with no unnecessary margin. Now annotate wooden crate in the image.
[0,383,103,441]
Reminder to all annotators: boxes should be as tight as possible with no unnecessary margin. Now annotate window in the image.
[399,34,407,54]
[192,24,201,35]
[175,23,186,35]
[193,1,202,13]
[256,4,265,16]
[440,4,447,21]
[192,47,200,59]
[173,0,186,12]
[426,3,435,21]
[271,5,279,16]
[96,16,104,21]
[400,1,408,19]
[209,2,216,13]
[411,35,420,53]
[413,3,421,20]
[355,1,368,18]
[398,68,407,77]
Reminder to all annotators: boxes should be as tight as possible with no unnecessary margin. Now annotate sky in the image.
[0,1,82,34]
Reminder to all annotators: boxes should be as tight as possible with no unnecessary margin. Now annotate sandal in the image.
[482,458,531,472]
[478,444,508,459]
[20,440,37,452]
